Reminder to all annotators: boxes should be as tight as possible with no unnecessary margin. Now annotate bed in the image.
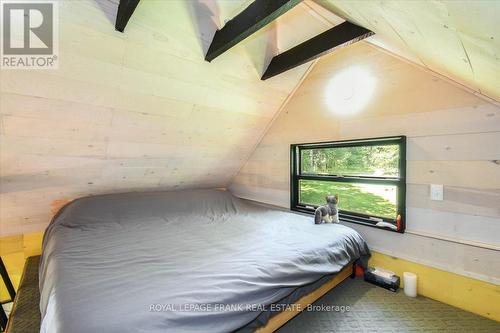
[39,189,370,333]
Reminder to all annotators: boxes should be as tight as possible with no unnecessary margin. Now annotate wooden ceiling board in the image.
[315,0,500,102]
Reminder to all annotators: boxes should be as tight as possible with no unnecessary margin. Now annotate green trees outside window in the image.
[291,136,406,232]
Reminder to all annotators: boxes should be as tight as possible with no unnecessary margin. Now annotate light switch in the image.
[430,184,444,201]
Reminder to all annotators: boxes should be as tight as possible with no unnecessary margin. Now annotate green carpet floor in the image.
[4,256,40,333]
[277,277,500,333]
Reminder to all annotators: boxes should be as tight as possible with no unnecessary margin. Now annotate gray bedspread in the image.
[39,189,370,333]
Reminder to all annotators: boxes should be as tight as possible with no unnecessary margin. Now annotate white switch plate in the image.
[430,184,444,201]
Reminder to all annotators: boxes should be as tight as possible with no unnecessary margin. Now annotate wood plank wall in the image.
[0,0,334,237]
[230,42,500,284]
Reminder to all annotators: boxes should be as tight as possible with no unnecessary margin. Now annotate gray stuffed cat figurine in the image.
[314,194,339,224]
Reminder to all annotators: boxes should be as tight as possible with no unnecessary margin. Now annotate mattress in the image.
[39,189,370,333]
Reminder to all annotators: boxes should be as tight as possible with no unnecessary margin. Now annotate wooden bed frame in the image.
[255,264,353,333]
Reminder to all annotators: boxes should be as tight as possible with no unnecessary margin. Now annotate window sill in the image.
[291,207,405,234]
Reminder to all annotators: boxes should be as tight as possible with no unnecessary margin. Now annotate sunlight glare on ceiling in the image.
[326,67,376,115]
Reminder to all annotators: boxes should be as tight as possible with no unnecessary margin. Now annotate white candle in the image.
[403,272,417,297]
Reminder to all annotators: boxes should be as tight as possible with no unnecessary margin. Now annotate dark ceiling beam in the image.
[205,0,301,62]
[115,0,140,32]
[261,21,374,80]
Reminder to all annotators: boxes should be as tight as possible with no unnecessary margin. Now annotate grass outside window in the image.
[291,136,406,232]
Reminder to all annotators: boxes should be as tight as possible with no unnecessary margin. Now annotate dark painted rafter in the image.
[205,0,301,62]
[262,21,374,80]
[115,0,140,33]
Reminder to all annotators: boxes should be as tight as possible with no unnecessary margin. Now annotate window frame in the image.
[290,136,406,233]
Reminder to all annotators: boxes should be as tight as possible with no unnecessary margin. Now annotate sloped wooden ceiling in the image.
[1,0,499,237]
[315,0,500,102]
[0,0,332,236]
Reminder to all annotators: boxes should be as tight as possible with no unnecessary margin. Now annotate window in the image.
[290,136,406,232]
